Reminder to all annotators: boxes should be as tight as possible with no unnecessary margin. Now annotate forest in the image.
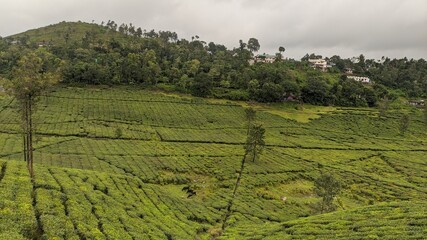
[0,21,426,107]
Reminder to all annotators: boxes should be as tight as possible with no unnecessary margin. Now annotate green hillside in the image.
[221,201,427,239]
[0,86,426,239]
[3,21,426,108]
[7,21,126,46]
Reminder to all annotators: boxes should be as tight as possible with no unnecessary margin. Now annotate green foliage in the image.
[314,173,342,213]
[399,113,410,136]
[2,21,426,108]
[247,38,260,53]
[219,202,427,239]
[2,48,60,100]
[424,103,427,128]
[191,72,212,97]
[1,48,60,177]
[0,86,425,238]
[332,79,377,107]
[0,161,37,238]
[114,127,123,138]
[301,78,332,105]
[244,124,266,162]
[378,97,389,118]
[244,107,256,125]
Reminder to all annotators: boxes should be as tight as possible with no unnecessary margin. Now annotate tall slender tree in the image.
[399,113,410,136]
[222,119,265,231]
[245,107,256,134]
[378,96,389,118]
[1,49,60,178]
[424,101,427,128]
[245,124,266,162]
[277,46,286,61]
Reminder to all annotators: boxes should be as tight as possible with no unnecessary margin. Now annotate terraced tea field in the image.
[0,86,426,239]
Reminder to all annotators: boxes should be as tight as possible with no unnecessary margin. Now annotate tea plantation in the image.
[0,86,426,239]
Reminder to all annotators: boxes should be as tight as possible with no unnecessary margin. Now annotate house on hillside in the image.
[408,99,425,107]
[347,76,371,84]
[308,58,331,72]
[344,68,353,74]
[252,54,277,64]
[36,41,53,47]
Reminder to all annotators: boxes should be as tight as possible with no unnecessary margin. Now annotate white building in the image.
[348,76,371,84]
[308,58,331,72]
[408,100,425,107]
[253,54,277,64]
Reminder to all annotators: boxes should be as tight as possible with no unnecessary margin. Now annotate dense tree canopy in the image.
[1,21,426,108]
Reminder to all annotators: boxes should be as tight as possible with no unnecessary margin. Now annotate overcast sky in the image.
[1,0,426,59]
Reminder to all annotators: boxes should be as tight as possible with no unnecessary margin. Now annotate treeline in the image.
[327,54,427,99]
[1,21,426,107]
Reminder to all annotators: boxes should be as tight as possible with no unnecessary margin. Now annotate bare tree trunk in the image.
[221,152,248,231]
[23,134,27,162]
[28,97,34,178]
[25,99,30,172]
[252,143,257,162]
[22,100,28,163]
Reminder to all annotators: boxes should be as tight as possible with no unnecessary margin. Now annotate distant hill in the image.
[7,21,126,46]
[2,21,426,106]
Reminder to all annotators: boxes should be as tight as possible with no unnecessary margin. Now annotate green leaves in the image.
[314,173,342,213]
[244,124,266,162]
[8,49,60,100]
[0,161,37,238]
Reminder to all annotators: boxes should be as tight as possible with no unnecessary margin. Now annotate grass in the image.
[0,85,426,239]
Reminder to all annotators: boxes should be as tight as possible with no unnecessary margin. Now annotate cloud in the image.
[0,0,426,59]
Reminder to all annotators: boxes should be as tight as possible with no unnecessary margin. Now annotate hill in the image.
[0,86,426,239]
[6,21,128,46]
[3,21,426,107]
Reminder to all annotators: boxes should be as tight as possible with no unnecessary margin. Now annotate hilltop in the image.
[2,21,426,107]
[6,21,129,46]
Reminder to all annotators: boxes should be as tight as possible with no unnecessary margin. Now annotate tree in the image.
[238,39,246,51]
[301,78,331,105]
[244,107,256,134]
[64,32,70,44]
[184,59,200,78]
[142,50,161,84]
[244,124,266,162]
[277,46,285,61]
[222,122,265,230]
[424,88,427,128]
[399,114,410,136]
[314,173,342,213]
[424,101,427,128]
[191,72,212,97]
[256,82,284,102]
[1,49,60,178]
[135,27,143,38]
[247,38,260,54]
[378,96,389,118]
